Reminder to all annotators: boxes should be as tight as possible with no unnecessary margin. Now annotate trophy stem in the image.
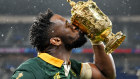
[105,32,126,54]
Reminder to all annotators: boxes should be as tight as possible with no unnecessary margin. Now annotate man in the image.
[11,9,116,79]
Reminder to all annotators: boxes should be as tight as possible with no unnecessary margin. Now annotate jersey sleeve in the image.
[11,70,35,79]
[80,63,92,79]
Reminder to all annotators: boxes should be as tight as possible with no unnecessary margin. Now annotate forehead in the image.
[49,14,66,33]
[50,14,66,24]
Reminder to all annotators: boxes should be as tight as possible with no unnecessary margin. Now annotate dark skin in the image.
[45,14,116,79]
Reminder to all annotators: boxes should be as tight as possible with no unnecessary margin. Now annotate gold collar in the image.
[38,53,64,68]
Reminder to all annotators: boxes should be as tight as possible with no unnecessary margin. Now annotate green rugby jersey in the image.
[11,53,82,79]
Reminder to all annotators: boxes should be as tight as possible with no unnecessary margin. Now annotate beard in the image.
[62,32,87,51]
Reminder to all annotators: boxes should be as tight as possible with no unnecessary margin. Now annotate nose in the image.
[67,19,79,31]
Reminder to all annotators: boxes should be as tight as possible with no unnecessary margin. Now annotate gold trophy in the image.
[67,0,126,54]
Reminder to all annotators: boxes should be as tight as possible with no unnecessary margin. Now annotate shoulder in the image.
[70,59,82,76]
[70,59,93,79]
[16,57,38,70]
[70,59,82,69]
[11,70,35,79]
[70,59,81,65]
[11,58,36,79]
[12,57,44,79]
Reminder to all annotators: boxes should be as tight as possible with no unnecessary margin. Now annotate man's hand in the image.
[87,35,103,46]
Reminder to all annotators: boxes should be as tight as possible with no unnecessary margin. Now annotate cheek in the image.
[66,31,79,41]
[65,29,79,37]
[63,32,79,44]
[59,27,79,41]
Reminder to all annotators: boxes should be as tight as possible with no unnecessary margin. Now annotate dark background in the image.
[0,0,140,79]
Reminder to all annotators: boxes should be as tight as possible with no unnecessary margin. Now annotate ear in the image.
[50,37,62,46]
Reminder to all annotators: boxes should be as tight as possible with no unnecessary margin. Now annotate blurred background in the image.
[0,0,140,79]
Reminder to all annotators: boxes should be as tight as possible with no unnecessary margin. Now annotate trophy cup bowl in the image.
[68,0,126,54]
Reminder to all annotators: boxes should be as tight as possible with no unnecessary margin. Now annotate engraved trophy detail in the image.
[68,0,126,54]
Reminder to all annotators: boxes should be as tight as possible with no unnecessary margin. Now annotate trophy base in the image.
[105,32,126,54]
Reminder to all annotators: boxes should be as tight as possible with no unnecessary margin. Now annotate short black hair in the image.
[29,9,54,52]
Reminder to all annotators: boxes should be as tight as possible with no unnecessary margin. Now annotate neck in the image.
[44,45,72,63]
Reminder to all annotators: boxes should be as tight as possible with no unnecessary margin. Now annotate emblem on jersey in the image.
[71,69,76,77]
[54,72,61,79]
[16,72,23,79]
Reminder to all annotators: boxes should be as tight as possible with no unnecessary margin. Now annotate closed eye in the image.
[65,20,72,28]
[65,20,79,31]
[65,20,69,28]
